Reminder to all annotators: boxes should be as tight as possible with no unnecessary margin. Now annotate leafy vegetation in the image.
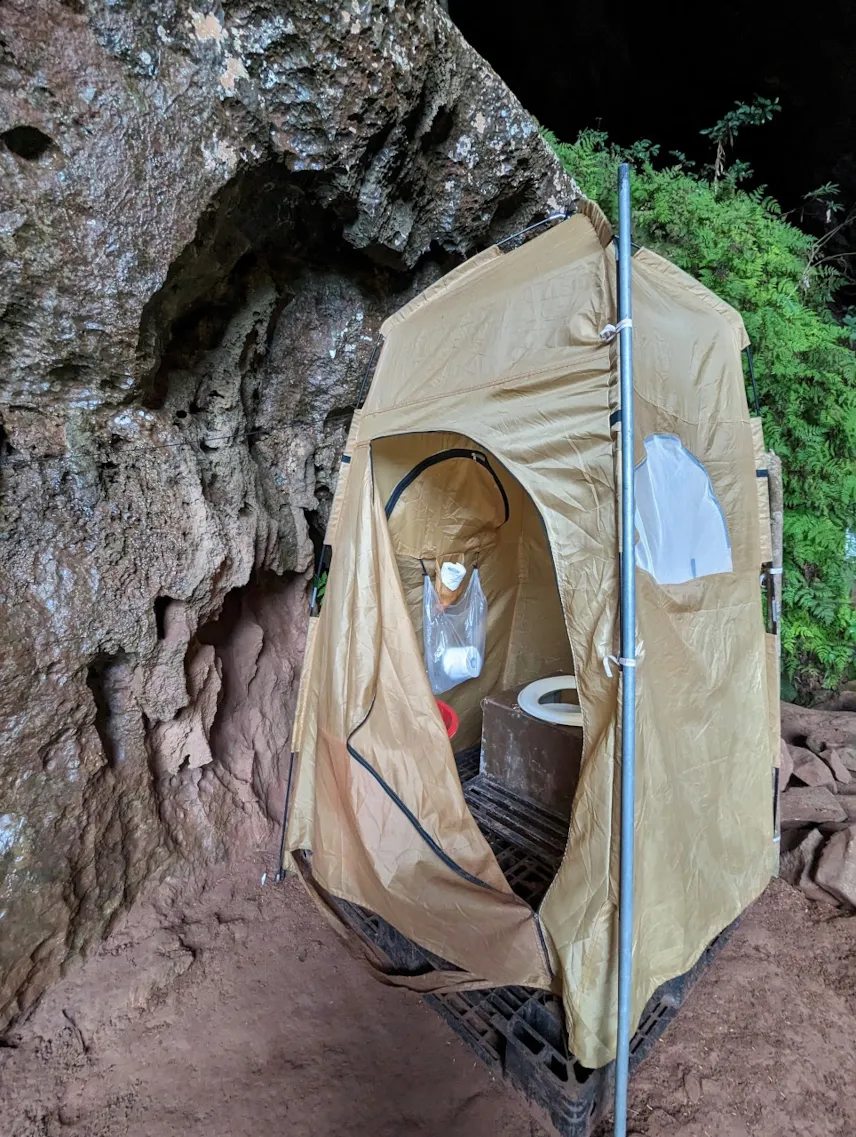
[544,109,856,696]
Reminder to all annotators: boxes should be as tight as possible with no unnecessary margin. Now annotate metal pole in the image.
[613,162,637,1137]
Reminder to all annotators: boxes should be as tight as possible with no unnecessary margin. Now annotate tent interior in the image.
[373,428,579,900]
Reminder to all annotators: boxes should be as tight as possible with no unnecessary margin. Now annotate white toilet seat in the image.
[517,676,583,727]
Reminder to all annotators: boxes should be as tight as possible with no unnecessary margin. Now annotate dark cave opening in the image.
[1,125,55,160]
[86,652,131,767]
[153,595,176,641]
[450,1,856,249]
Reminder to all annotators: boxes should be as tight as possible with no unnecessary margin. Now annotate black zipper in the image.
[384,448,510,523]
[346,734,499,893]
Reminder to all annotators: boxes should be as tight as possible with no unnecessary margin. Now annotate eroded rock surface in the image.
[0,0,576,1028]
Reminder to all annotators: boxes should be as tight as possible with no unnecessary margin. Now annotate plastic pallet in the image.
[333,764,735,1137]
[454,743,481,783]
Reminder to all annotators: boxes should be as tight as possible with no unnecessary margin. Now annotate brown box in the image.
[480,685,583,816]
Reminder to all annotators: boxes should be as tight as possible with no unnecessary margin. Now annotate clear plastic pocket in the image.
[423,567,487,695]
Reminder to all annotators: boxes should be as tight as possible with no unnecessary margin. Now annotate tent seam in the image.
[361,351,609,419]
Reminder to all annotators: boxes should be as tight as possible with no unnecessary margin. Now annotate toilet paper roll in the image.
[440,645,482,683]
[440,561,467,590]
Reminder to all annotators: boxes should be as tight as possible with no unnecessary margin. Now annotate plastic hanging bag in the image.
[423,567,487,695]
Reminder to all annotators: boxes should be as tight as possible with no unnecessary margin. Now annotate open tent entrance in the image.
[372,430,580,905]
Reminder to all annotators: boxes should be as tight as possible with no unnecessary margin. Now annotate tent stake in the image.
[613,162,638,1137]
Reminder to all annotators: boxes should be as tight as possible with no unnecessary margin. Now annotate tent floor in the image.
[331,747,736,1137]
[458,753,569,908]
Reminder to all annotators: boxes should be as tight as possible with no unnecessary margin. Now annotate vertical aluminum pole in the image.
[613,162,637,1137]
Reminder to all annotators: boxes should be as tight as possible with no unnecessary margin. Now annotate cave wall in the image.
[0,0,577,1029]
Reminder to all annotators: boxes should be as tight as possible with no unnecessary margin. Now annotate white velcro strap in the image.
[599,317,633,343]
[602,640,644,678]
[603,654,637,678]
[768,566,783,575]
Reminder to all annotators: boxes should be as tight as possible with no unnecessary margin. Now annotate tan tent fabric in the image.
[283,204,778,1068]
[751,417,774,564]
[749,417,780,781]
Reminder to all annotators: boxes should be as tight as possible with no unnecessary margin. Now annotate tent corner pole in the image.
[613,161,637,1137]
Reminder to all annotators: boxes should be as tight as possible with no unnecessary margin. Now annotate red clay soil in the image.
[612,881,856,1137]
[2,864,855,1137]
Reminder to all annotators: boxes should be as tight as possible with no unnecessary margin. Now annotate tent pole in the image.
[613,161,637,1137]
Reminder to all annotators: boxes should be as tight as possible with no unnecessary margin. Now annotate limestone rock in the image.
[781,702,856,753]
[789,744,818,768]
[790,750,837,790]
[0,0,577,1030]
[780,787,847,828]
[814,824,856,907]
[779,828,820,885]
[821,748,852,783]
[833,747,856,773]
[842,797,856,821]
[815,689,856,713]
[778,828,836,904]
[150,645,223,775]
[779,737,793,789]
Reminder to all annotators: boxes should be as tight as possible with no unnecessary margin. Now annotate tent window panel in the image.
[634,434,732,586]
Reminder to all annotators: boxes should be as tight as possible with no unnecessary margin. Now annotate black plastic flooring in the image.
[333,747,734,1137]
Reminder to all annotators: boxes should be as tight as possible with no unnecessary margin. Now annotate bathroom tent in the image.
[280,200,779,1069]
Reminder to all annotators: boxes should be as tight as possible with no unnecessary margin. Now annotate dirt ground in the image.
[2,862,855,1137]
[615,881,856,1137]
